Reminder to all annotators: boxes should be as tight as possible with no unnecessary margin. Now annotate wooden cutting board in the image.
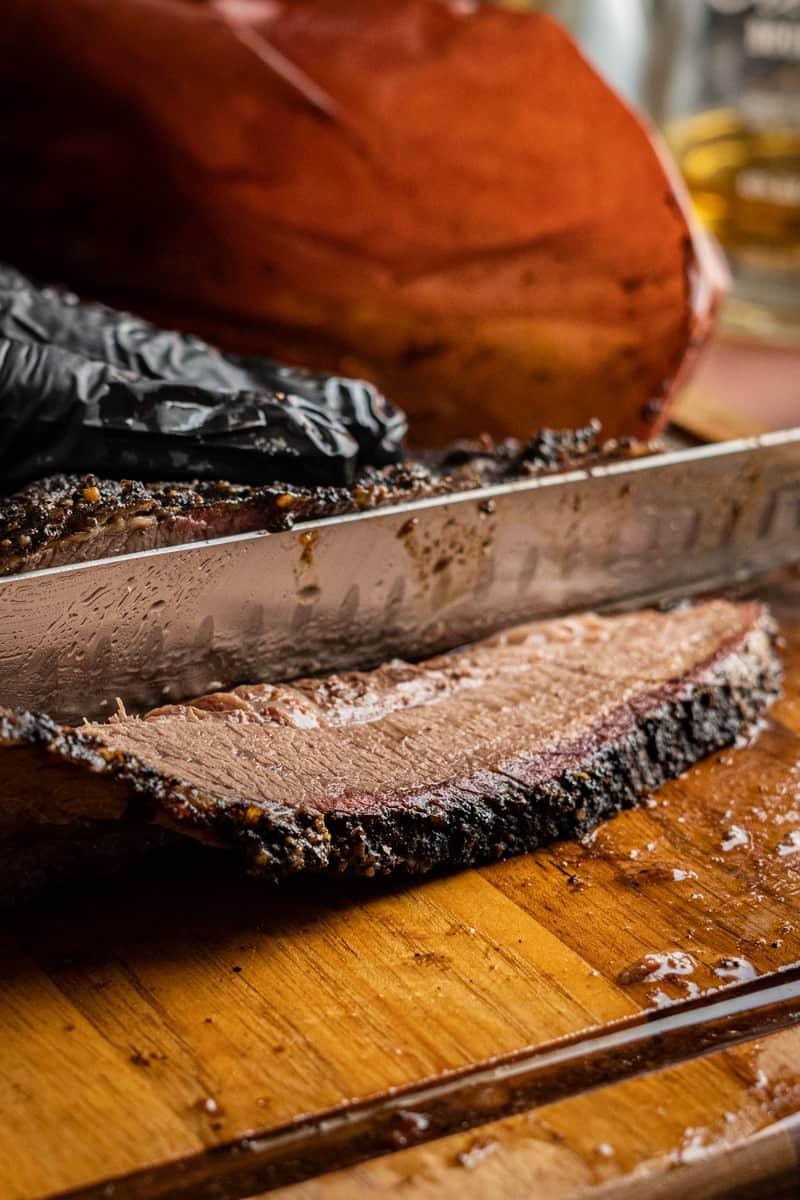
[3,390,800,1199]
[1,569,799,1200]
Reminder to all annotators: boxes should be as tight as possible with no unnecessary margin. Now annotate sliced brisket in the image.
[0,601,780,895]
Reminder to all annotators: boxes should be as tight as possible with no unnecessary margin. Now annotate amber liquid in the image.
[667,107,800,342]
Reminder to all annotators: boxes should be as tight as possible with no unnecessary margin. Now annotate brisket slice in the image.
[0,467,446,576]
[0,424,650,576]
[0,601,779,894]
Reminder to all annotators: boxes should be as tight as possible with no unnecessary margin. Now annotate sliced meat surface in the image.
[0,601,780,893]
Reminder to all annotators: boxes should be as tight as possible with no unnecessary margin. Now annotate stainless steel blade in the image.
[2,427,800,723]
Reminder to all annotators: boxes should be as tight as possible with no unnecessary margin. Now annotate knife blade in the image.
[2,427,799,724]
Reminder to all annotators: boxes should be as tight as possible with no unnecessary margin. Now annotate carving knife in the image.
[1,427,799,723]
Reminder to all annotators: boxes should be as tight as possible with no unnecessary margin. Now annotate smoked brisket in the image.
[0,601,780,896]
[0,1,724,445]
[0,424,646,576]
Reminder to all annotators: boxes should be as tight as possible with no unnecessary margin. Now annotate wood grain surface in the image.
[271,1026,800,1200]
[1,570,799,1200]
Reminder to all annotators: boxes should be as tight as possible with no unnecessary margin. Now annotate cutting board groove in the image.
[52,968,800,1200]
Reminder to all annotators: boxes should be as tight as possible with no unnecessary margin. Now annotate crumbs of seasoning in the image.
[231,965,242,973]
[299,529,318,565]
[397,515,419,538]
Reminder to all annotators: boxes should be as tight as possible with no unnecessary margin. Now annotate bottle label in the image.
[705,0,800,125]
[707,0,800,63]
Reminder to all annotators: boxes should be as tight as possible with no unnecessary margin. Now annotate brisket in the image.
[0,0,724,445]
[0,423,648,576]
[0,601,780,896]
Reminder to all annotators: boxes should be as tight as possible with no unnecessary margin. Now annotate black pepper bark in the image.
[0,429,651,575]
[0,612,781,888]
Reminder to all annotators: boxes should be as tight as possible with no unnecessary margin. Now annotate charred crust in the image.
[266,638,779,880]
[0,429,654,575]
[0,615,781,883]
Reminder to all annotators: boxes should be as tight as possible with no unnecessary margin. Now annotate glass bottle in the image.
[658,1,800,343]
[546,0,800,343]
